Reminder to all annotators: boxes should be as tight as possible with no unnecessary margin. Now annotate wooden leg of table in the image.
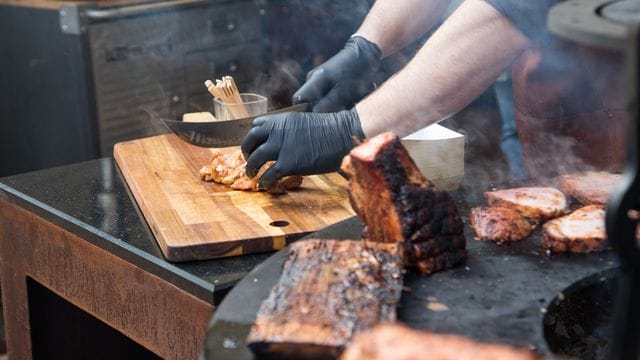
[0,199,215,359]
[0,249,31,359]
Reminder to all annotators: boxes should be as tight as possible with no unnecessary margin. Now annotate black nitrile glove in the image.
[292,36,382,113]
[241,109,365,188]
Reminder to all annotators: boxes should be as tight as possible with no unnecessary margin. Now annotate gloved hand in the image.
[292,36,382,113]
[241,109,365,188]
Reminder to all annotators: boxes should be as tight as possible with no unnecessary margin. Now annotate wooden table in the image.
[0,158,271,359]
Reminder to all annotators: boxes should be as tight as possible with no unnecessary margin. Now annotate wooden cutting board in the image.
[114,134,355,262]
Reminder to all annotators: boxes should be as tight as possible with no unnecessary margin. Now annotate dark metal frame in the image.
[606,22,640,360]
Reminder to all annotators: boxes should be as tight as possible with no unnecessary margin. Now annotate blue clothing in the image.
[484,0,561,42]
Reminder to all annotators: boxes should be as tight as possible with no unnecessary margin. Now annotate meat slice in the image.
[198,149,303,193]
[341,324,539,360]
[341,132,466,275]
[542,205,609,253]
[556,171,621,205]
[246,239,403,359]
[470,207,535,244]
[485,187,568,222]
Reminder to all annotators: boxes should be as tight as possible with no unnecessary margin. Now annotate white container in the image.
[402,124,465,190]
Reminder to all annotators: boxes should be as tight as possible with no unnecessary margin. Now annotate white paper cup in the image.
[402,124,465,190]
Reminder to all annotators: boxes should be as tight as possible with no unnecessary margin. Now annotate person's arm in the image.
[243,0,534,188]
[357,0,531,137]
[355,0,452,58]
[293,0,452,112]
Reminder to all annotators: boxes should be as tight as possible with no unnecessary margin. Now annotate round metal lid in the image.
[601,0,640,24]
[548,0,634,50]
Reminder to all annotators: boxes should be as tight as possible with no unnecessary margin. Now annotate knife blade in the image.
[162,102,309,148]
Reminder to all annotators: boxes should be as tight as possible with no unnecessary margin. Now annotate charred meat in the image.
[341,324,540,360]
[199,149,303,193]
[246,239,403,359]
[542,205,608,253]
[485,187,568,222]
[556,171,621,205]
[470,207,534,244]
[341,132,466,275]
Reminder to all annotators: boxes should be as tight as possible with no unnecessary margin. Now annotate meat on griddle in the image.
[470,207,534,244]
[484,187,568,222]
[341,132,466,275]
[341,324,539,360]
[246,239,403,359]
[556,171,621,205]
[199,149,303,193]
[542,205,609,253]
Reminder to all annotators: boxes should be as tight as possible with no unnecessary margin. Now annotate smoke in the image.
[511,39,628,184]
[250,0,371,107]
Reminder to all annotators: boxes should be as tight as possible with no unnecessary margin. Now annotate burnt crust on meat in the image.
[484,187,568,222]
[542,205,609,253]
[470,207,535,244]
[342,132,466,275]
[246,239,403,359]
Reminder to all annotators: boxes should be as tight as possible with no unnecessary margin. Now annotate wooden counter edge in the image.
[0,197,215,359]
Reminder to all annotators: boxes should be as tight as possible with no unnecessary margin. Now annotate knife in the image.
[162,102,309,148]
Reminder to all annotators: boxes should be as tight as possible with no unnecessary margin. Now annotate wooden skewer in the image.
[204,77,250,119]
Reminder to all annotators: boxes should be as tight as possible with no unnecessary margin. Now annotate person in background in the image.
[242,0,559,188]
[494,70,527,181]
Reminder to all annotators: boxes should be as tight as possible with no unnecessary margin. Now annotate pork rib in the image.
[470,207,535,244]
[246,239,403,359]
[485,187,568,222]
[542,205,609,253]
[341,132,466,275]
[556,171,621,205]
[341,324,539,360]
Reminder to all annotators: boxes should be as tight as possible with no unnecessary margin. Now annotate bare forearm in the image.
[357,0,531,138]
[355,0,451,57]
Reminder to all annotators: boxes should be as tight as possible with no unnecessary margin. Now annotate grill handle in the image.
[85,0,207,22]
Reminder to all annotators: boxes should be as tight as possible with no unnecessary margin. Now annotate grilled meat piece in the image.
[198,149,303,193]
[485,187,568,222]
[341,324,539,360]
[246,239,403,359]
[556,171,621,205]
[341,132,466,275]
[470,207,534,244]
[542,205,609,253]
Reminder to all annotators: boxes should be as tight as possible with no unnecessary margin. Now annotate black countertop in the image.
[0,158,272,305]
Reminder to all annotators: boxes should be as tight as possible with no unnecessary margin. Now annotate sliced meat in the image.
[485,187,568,222]
[341,324,540,360]
[556,171,621,205]
[341,132,466,275]
[542,205,609,253]
[246,239,403,359]
[198,149,303,193]
[470,207,535,244]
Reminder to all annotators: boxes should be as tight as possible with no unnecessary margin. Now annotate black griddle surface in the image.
[203,208,619,359]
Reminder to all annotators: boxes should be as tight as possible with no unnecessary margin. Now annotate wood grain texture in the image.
[246,239,403,359]
[114,134,355,262]
[0,198,214,360]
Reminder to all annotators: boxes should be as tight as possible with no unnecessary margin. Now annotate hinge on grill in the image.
[59,5,88,35]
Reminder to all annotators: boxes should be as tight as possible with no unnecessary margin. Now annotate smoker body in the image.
[0,0,266,177]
